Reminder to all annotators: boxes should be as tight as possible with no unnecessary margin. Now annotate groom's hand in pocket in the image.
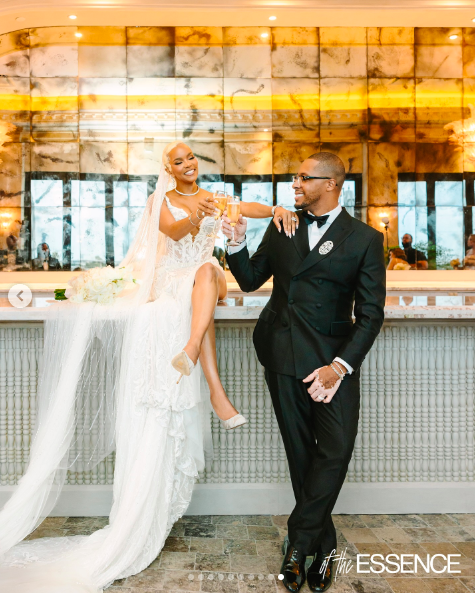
[303,365,343,403]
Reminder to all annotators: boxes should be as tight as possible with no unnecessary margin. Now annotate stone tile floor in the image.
[26,513,475,592]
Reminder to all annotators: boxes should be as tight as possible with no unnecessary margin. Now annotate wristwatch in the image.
[226,234,246,246]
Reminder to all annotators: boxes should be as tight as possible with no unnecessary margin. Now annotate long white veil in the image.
[0,156,213,563]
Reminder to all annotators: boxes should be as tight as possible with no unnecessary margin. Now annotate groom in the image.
[222,152,386,592]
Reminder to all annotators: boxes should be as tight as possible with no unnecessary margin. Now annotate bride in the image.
[0,140,296,592]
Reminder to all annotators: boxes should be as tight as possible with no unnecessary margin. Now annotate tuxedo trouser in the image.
[264,368,361,556]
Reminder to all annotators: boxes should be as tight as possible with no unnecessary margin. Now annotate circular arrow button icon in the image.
[8,284,32,309]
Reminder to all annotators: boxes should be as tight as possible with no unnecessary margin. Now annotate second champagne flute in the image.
[227,197,241,246]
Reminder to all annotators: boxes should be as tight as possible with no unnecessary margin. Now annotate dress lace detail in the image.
[0,193,215,591]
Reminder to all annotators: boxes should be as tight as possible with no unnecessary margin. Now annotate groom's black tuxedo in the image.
[227,207,386,557]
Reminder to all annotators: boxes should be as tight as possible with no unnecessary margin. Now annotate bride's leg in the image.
[183,263,220,364]
[199,320,239,421]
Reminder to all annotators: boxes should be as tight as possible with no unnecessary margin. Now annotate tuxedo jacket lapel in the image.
[295,208,355,275]
[290,211,310,261]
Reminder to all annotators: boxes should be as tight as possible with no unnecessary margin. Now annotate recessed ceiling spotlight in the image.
[75,32,83,38]
[449,34,458,39]
[264,129,269,132]
[15,16,25,22]
[472,17,475,22]
[269,16,277,20]
[69,15,77,20]
[261,32,269,38]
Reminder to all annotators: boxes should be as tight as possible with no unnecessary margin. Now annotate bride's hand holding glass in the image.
[197,195,219,219]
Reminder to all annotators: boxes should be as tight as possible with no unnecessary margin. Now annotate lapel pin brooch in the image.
[319,240,333,255]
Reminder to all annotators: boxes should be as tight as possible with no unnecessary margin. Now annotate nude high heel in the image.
[220,413,247,430]
[171,351,195,383]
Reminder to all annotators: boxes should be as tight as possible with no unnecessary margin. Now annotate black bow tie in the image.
[302,212,330,228]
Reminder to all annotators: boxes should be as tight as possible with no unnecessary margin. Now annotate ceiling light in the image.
[269,16,277,20]
[449,34,458,40]
[69,15,77,20]
[261,32,269,38]
[472,17,475,22]
[75,32,82,38]
[264,129,269,132]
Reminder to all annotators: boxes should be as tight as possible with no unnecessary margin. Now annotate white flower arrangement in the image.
[55,265,136,305]
[393,262,411,271]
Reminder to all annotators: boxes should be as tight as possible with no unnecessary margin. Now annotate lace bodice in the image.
[159,196,219,269]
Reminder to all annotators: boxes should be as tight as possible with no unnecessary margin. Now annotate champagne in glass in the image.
[214,191,228,220]
[227,197,241,246]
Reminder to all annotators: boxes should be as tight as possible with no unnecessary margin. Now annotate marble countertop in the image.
[0,302,474,322]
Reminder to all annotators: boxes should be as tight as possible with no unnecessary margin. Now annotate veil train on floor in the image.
[0,161,214,592]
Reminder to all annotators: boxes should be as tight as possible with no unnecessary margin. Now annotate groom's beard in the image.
[295,194,320,211]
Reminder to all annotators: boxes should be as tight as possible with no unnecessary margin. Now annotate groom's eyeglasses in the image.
[292,175,336,185]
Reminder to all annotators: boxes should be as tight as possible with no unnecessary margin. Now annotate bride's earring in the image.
[167,176,177,192]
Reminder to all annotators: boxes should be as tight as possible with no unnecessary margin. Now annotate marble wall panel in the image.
[415,78,463,142]
[175,27,223,78]
[320,78,367,142]
[367,45,414,78]
[320,28,366,45]
[415,142,463,173]
[463,45,475,78]
[29,27,78,78]
[0,30,29,77]
[415,46,463,78]
[127,77,175,142]
[31,77,78,141]
[188,140,225,176]
[272,141,319,174]
[78,27,126,78]
[126,27,175,78]
[368,78,415,142]
[319,142,364,174]
[127,140,167,175]
[271,28,319,78]
[31,142,79,172]
[224,78,272,142]
[368,142,415,206]
[0,143,30,207]
[79,78,127,142]
[0,76,30,142]
[271,78,319,141]
[415,27,462,45]
[223,27,271,78]
[224,141,272,175]
[320,46,367,79]
[79,142,128,175]
[175,78,223,141]
[463,28,475,45]
[367,28,414,45]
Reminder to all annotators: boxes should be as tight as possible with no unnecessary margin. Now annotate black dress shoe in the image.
[279,536,306,592]
[306,549,336,592]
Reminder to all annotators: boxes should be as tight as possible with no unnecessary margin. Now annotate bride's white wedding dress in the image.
[0,179,221,591]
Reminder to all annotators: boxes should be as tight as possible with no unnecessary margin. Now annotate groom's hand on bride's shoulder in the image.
[303,365,345,403]
[222,214,247,242]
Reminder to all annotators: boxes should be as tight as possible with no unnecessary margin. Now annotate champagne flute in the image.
[227,197,241,246]
[214,191,228,220]
[207,191,228,238]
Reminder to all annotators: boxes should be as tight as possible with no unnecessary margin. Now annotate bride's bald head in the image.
[163,142,199,186]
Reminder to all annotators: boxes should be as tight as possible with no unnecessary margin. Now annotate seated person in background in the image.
[387,247,411,270]
[402,233,429,269]
[465,234,475,269]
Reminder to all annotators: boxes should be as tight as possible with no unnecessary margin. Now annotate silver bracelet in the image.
[330,362,345,381]
[189,213,199,226]
[271,205,280,217]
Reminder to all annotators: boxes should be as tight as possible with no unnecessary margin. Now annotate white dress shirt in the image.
[227,204,354,375]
